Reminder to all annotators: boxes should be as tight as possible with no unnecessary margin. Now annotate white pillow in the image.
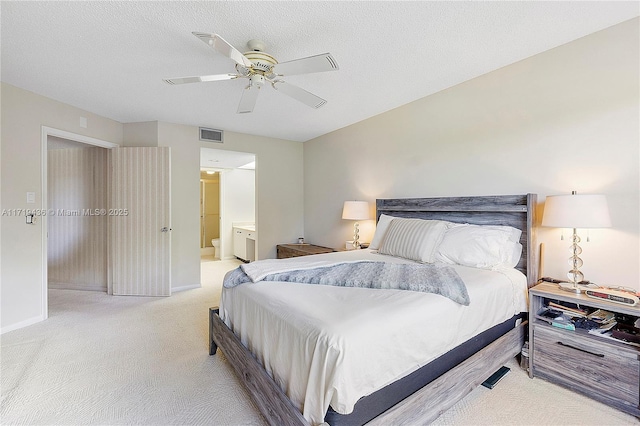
[508,242,524,268]
[485,225,523,268]
[378,218,448,263]
[368,214,396,250]
[434,223,523,269]
[481,225,522,243]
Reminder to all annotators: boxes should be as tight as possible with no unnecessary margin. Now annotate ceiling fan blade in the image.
[163,74,238,85]
[272,53,338,76]
[237,85,260,114]
[192,32,253,68]
[272,81,327,109]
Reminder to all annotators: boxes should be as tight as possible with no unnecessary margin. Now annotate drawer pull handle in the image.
[557,341,604,358]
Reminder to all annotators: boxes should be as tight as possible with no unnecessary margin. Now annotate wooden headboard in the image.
[376,194,538,287]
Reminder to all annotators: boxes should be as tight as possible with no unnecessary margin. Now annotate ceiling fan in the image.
[163,32,339,114]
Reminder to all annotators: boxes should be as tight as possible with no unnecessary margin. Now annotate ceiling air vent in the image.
[199,127,223,143]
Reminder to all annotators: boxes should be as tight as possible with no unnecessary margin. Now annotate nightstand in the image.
[276,243,336,259]
[529,282,640,417]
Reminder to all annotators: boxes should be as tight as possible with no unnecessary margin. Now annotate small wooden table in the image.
[276,243,336,259]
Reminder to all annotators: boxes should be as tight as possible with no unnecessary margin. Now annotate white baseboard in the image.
[49,282,107,292]
[172,284,201,293]
[1,314,46,335]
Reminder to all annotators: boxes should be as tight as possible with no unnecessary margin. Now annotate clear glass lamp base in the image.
[561,237,585,293]
[558,282,584,293]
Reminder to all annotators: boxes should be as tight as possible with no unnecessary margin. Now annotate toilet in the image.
[211,239,220,259]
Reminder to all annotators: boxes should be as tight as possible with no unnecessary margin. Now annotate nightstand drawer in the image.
[533,325,639,408]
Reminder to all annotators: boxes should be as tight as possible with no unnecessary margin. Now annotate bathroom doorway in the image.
[200,148,256,263]
[200,170,220,259]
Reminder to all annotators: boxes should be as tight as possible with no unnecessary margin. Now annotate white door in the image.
[111,147,171,296]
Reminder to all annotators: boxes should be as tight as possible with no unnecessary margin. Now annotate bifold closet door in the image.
[111,147,171,296]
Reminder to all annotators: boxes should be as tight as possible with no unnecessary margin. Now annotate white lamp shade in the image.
[342,201,370,221]
[542,194,611,229]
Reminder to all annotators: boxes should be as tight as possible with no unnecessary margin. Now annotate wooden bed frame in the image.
[209,194,538,425]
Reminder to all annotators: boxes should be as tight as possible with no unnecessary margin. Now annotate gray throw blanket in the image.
[224,261,470,305]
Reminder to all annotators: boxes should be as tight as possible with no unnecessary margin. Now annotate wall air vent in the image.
[199,127,224,143]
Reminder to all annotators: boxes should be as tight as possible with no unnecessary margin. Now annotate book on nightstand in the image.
[535,308,576,331]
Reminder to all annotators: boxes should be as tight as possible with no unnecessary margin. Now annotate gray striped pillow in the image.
[378,218,448,263]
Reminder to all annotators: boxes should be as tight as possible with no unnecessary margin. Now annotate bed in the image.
[210,194,538,425]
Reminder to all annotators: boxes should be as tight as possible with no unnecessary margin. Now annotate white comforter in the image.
[220,249,527,425]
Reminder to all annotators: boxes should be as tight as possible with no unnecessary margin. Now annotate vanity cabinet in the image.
[233,226,256,262]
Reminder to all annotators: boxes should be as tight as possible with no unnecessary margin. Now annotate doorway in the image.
[41,127,118,320]
[42,128,172,318]
[47,136,110,291]
[200,170,220,259]
[200,148,255,264]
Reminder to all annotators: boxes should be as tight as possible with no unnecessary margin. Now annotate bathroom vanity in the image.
[233,224,256,262]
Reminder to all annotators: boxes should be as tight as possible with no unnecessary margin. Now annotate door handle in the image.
[556,341,604,358]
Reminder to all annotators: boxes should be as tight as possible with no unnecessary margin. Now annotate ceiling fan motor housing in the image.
[246,39,266,52]
[244,51,278,73]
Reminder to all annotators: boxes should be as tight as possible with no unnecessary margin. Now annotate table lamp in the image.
[342,201,369,249]
[542,191,611,293]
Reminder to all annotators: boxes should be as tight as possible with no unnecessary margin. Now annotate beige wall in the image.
[122,121,158,147]
[304,19,640,288]
[1,82,123,332]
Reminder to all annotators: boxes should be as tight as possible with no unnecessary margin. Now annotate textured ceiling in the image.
[2,2,638,142]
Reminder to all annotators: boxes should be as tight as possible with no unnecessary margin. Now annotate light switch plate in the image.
[26,192,36,203]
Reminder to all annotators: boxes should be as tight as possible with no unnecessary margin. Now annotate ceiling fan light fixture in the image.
[249,74,265,87]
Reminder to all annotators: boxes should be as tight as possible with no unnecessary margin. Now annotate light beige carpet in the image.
[1,258,636,425]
